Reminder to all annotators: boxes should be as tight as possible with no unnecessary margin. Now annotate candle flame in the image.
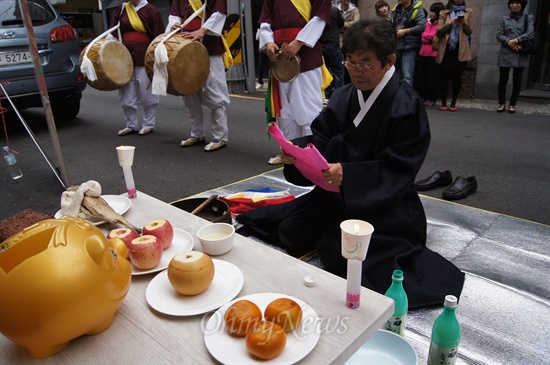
[354,224,360,234]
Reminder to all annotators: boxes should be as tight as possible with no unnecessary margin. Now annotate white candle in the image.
[340,219,375,309]
[122,166,137,199]
[116,146,137,199]
[346,259,362,309]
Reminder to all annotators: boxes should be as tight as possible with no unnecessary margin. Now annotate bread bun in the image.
[264,297,303,332]
[246,320,287,360]
[224,299,262,336]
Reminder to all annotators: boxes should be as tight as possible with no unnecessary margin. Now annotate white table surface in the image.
[0,191,393,364]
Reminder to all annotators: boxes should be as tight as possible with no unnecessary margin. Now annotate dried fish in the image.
[79,195,141,233]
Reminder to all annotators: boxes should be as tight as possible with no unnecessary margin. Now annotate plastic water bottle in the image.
[3,146,23,180]
[382,269,408,336]
[427,295,461,365]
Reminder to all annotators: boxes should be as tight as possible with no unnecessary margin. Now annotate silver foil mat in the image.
[183,169,550,365]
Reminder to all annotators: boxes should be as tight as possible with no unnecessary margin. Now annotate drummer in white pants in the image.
[167,0,230,152]
[107,0,165,136]
[119,67,159,135]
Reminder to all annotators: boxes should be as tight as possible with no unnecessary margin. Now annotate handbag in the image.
[519,14,540,55]
[432,35,440,52]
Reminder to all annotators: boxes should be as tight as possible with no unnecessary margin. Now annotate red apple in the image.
[128,235,163,270]
[142,219,174,250]
[107,228,139,247]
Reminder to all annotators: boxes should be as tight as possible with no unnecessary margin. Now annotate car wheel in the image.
[53,101,80,120]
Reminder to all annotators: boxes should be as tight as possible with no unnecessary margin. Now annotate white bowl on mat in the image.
[345,329,418,365]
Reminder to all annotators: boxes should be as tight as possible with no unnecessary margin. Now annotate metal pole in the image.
[0,84,66,189]
[18,0,69,187]
[242,0,256,94]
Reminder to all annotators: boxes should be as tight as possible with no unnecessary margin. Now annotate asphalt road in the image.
[1,87,549,225]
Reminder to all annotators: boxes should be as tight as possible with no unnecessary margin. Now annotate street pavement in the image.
[1,87,549,225]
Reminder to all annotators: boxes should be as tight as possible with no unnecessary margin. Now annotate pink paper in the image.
[267,123,339,192]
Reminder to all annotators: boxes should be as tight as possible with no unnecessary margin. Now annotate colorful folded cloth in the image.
[220,187,295,215]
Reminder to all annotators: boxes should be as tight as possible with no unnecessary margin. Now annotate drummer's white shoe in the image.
[181,137,206,147]
[139,128,153,135]
[268,155,283,165]
[118,128,137,136]
[204,140,226,152]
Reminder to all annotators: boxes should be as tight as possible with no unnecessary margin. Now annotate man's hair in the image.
[508,0,527,10]
[342,18,397,65]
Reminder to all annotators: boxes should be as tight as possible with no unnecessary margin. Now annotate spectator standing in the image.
[338,0,360,48]
[375,0,391,21]
[416,2,445,106]
[435,0,472,112]
[496,0,535,114]
[259,0,331,165]
[390,0,426,87]
[108,0,165,137]
[338,0,360,84]
[320,5,345,101]
[167,0,230,152]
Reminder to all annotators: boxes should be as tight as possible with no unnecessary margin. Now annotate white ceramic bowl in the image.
[345,329,418,365]
[197,223,235,256]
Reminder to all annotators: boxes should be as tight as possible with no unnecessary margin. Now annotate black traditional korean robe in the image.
[238,72,465,309]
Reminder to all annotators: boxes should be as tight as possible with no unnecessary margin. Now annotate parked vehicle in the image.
[0,0,86,120]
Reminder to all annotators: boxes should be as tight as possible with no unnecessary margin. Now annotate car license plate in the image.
[0,51,32,66]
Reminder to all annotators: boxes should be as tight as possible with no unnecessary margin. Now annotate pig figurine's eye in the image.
[109,247,118,259]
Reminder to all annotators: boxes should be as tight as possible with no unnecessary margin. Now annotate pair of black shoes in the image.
[414,170,477,200]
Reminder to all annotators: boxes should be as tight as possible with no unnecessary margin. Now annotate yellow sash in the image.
[289,0,332,95]
[290,0,312,22]
[125,2,147,33]
[188,0,233,69]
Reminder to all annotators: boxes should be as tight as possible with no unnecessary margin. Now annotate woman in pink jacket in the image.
[415,2,445,106]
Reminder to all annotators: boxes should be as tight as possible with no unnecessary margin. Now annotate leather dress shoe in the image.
[414,170,453,191]
[442,176,478,200]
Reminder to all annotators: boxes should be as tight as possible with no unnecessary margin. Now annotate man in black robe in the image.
[238,18,464,309]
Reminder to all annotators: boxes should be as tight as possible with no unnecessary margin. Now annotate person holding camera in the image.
[434,0,473,112]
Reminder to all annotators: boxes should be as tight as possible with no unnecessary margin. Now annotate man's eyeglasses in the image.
[342,57,385,72]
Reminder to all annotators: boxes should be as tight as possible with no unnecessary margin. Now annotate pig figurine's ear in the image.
[86,236,114,270]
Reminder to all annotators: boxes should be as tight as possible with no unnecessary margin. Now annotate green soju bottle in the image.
[382,269,408,336]
[427,295,461,365]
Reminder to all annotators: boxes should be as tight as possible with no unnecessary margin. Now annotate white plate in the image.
[146,259,244,316]
[345,329,418,365]
[55,195,131,226]
[132,228,194,275]
[204,293,321,364]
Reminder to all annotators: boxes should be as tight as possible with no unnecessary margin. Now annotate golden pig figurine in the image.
[0,216,132,358]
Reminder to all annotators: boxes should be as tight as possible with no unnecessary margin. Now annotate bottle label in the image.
[427,343,459,365]
[383,314,406,336]
[4,155,16,165]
